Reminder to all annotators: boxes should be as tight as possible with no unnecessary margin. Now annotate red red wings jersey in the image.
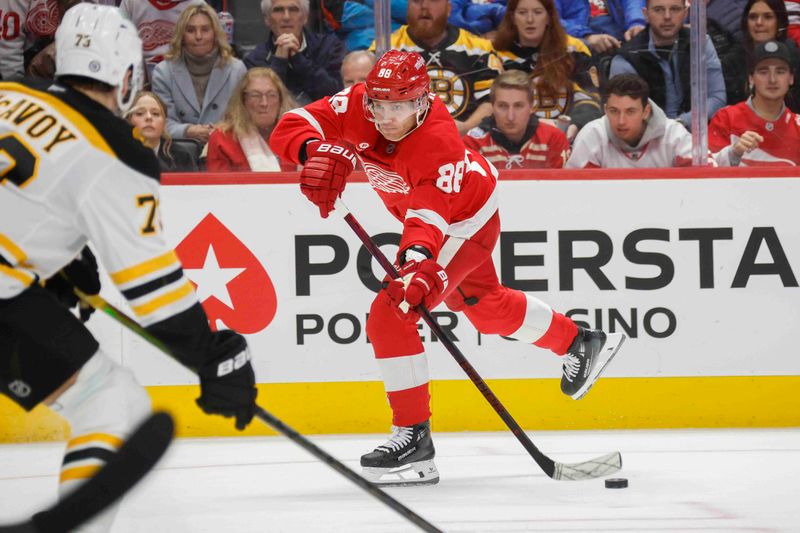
[463,119,569,169]
[270,83,499,259]
[709,101,800,166]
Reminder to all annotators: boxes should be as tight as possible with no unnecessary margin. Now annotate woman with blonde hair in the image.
[152,2,246,143]
[492,0,601,138]
[207,67,298,172]
[126,92,199,172]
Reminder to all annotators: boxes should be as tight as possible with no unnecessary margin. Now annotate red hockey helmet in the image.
[365,50,430,101]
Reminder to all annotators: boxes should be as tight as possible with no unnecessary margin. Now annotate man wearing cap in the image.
[710,40,800,166]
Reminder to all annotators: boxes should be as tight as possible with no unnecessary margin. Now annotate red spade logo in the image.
[175,214,277,333]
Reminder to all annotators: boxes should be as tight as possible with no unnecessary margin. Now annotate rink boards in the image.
[3,167,799,441]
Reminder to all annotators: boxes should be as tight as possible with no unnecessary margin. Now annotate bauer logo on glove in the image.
[312,142,357,167]
[300,140,358,218]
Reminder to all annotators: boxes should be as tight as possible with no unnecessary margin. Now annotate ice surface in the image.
[1,428,798,532]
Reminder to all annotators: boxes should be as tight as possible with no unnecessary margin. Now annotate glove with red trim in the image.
[300,140,357,218]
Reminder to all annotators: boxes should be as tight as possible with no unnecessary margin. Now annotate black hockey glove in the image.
[196,330,258,431]
[44,246,101,322]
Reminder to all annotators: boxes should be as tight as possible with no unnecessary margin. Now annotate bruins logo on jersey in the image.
[427,67,472,118]
[532,85,569,120]
[386,25,500,120]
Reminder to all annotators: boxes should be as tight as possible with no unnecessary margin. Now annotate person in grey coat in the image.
[152,3,246,143]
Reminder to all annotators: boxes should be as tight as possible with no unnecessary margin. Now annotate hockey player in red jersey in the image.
[270,50,624,486]
[710,40,800,166]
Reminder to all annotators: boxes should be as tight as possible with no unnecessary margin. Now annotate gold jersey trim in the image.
[0,82,114,157]
[131,280,194,318]
[111,250,180,285]
[0,233,27,263]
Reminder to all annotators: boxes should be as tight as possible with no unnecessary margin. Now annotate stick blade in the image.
[552,451,622,481]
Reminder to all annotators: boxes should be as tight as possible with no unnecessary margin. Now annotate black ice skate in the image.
[360,420,439,486]
[561,328,626,400]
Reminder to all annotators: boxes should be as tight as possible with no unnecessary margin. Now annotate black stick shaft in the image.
[342,211,558,478]
[77,292,443,533]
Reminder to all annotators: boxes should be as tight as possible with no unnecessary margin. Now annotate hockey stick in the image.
[74,291,442,533]
[0,411,174,533]
[334,198,622,481]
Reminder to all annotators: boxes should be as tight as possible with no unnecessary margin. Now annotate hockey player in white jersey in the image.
[0,4,257,531]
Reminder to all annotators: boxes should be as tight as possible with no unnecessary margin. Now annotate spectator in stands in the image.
[740,0,800,109]
[331,0,408,51]
[710,40,800,165]
[567,74,710,167]
[206,67,297,172]
[152,3,246,143]
[706,11,749,106]
[341,50,376,88]
[464,70,569,168]
[244,0,345,105]
[744,0,788,48]
[493,0,602,140]
[126,91,199,171]
[0,0,81,80]
[708,0,749,44]
[610,0,727,129]
[377,0,503,134]
[788,1,800,46]
[555,0,646,55]
[120,0,202,69]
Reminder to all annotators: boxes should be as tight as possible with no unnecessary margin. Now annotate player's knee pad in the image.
[366,291,424,358]
[49,351,151,532]
[462,286,529,337]
[51,351,151,486]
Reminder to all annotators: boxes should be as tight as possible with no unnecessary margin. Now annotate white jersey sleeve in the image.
[76,159,198,326]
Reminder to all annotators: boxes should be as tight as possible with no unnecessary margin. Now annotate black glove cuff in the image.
[399,245,433,264]
[299,138,322,164]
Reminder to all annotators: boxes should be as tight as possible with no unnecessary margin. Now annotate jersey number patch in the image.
[0,133,39,188]
[136,195,159,235]
[435,160,465,193]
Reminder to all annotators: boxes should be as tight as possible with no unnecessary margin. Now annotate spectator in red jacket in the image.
[463,70,569,168]
[206,67,297,171]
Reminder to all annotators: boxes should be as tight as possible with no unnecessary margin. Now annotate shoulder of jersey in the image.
[411,102,465,151]
[390,26,422,51]
[536,120,567,138]
[495,47,522,63]
[40,82,161,182]
[566,35,592,57]
[452,27,496,55]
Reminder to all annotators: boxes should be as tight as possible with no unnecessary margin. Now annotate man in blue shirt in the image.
[608,0,726,129]
[557,0,647,54]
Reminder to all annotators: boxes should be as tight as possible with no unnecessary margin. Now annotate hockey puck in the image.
[604,478,628,489]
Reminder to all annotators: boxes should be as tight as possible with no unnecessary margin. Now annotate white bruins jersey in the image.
[0,80,197,327]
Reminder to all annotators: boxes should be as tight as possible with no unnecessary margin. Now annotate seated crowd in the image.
[1,0,798,169]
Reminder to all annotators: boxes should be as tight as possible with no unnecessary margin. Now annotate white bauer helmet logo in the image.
[55,4,143,114]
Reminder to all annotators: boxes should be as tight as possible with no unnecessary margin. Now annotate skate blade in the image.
[571,333,625,400]
[361,459,440,487]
